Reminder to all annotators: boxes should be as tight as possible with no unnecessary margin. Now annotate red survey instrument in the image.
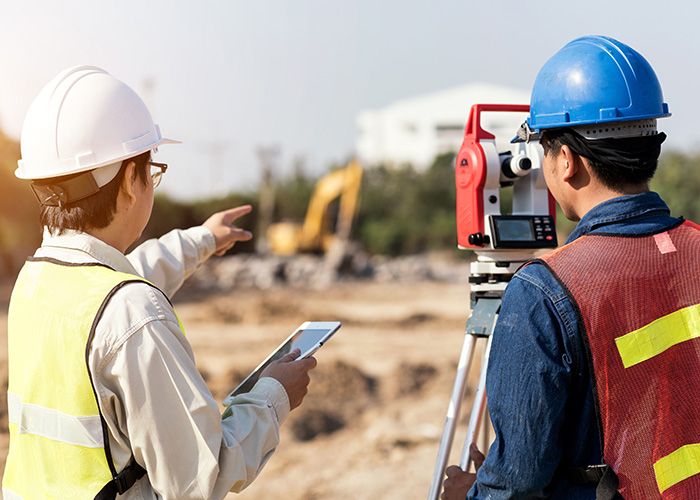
[455,104,556,252]
[429,104,559,500]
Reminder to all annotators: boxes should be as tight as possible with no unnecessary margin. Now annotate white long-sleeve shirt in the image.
[33,227,290,499]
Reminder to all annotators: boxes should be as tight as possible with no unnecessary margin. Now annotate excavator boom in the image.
[267,160,363,255]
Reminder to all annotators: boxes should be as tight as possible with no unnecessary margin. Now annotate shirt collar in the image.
[566,191,671,244]
[38,228,140,275]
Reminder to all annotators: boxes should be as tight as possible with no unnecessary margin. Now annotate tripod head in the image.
[455,104,559,297]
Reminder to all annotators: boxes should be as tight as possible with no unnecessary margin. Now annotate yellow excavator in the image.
[266,160,363,255]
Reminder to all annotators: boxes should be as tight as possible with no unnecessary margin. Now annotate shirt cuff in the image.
[183,226,217,261]
[251,377,290,424]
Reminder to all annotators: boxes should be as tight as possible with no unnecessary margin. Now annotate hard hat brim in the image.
[15,136,181,181]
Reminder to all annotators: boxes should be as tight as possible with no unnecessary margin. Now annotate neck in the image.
[86,222,134,254]
[575,183,649,221]
[84,190,142,254]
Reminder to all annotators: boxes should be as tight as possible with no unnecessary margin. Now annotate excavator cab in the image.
[266,160,363,255]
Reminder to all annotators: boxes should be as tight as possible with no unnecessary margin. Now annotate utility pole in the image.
[203,140,228,198]
[256,145,280,253]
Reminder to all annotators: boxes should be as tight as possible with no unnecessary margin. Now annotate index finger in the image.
[220,205,253,225]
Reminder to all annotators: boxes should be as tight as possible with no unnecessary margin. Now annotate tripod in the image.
[427,256,529,500]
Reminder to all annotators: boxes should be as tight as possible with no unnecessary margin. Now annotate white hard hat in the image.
[16,65,180,183]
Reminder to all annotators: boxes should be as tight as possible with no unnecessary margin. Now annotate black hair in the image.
[543,128,666,191]
[39,151,151,234]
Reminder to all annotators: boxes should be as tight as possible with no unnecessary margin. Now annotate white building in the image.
[356,83,531,170]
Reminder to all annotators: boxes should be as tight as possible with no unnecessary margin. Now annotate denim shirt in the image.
[468,192,680,500]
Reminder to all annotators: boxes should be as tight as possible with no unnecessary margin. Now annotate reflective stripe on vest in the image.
[538,220,700,498]
[2,258,165,499]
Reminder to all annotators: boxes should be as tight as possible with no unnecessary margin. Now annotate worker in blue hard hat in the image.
[442,36,700,500]
[3,66,317,499]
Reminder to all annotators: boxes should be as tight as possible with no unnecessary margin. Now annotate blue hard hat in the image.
[527,36,670,132]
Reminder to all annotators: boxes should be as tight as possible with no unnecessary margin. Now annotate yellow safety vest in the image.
[2,258,175,499]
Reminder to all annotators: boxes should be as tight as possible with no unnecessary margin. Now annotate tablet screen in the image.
[227,322,341,399]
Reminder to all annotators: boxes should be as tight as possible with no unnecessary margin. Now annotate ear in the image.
[120,161,138,207]
[559,145,581,183]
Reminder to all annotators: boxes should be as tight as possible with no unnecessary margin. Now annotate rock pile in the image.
[183,250,472,292]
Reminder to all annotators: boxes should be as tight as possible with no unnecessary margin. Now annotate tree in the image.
[0,131,40,277]
[356,153,458,255]
[651,152,700,222]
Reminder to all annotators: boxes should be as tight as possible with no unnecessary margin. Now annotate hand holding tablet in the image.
[222,321,342,408]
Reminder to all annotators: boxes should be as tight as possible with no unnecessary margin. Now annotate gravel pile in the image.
[183,250,472,292]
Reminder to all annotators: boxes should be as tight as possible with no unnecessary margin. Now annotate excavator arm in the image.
[267,160,363,255]
[300,160,363,251]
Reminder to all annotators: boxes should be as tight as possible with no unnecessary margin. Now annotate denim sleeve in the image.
[468,263,588,499]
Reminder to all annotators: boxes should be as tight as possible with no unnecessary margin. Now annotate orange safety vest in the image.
[536,220,700,499]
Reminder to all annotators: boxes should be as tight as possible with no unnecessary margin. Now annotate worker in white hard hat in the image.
[3,66,316,500]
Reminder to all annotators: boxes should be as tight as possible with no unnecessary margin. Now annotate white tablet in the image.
[222,321,342,406]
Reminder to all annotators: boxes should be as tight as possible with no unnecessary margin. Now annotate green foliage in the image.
[137,191,257,254]
[0,131,41,276]
[356,153,457,255]
[5,132,700,280]
[270,162,315,222]
[542,151,700,244]
[554,206,577,243]
[651,152,700,221]
[254,154,460,256]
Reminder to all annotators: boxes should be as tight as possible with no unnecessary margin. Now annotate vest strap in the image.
[563,464,622,500]
[596,465,622,500]
[564,464,608,484]
[93,458,147,500]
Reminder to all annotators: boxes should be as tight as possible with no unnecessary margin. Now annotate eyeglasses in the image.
[149,161,168,188]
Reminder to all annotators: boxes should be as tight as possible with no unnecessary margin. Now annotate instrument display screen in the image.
[489,215,557,248]
[494,218,535,241]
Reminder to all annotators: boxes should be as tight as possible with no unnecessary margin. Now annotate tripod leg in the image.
[427,334,480,500]
[460,334,493,471]
[427,297,501,499]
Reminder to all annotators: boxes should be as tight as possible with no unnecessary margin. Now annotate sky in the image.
[0,0,697,201]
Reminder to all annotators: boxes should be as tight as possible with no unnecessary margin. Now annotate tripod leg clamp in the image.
[465,298,501,337]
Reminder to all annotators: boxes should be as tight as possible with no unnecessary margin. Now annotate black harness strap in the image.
[94,458,147,500]
[596,466,623,500]
[86,279,157,499]
[83,273,172,499]
[563,464,623,499]
[564,464,608,484]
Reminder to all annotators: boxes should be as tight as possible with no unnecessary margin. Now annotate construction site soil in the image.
[0,261,486,500]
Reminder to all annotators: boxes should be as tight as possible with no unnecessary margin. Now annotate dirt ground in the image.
[0,277,489,500]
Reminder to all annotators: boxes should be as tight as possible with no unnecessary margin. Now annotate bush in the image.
[651,152,700,222]
[0,132,41,277]
[356,153,457,255]
[136,192,257,254]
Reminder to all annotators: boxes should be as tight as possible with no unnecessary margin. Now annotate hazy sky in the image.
[0,1,696,200]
